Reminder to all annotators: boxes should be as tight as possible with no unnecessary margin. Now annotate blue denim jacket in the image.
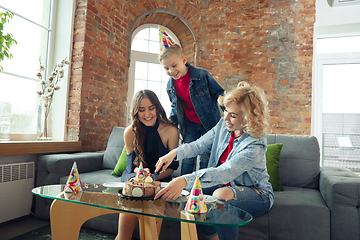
[174,118,275,208]
[166,63,224,136]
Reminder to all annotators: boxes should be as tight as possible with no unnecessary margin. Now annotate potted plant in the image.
[0,11,17,72]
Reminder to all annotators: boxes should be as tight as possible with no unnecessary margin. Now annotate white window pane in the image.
[0,1,51,27]
[147,81,161,97]
[161,82,168,100]
[161,68,169,82]
[323,63,360,113]
[317,36,360,54]
[134,61,148,80]
[161,82,171,116]
[134,80,148,94]
[0,75,38,134]
[322,63,360,170]
[149,27,158,42]
[1,15,48,79]
[149,41,160,54]
[131,39,148,52]
[135,28,149,40]
[148,63,161,81]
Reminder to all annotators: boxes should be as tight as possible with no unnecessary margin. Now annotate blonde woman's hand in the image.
[155,151,177,173]
[154,176,186,201]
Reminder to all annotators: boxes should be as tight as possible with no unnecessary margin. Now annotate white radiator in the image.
[0,162,35,223]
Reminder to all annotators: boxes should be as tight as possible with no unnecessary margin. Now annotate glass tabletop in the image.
[32,183,253,227]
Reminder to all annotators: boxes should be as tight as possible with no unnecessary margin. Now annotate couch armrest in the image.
[36,151,104,186]
[319,166,360,240]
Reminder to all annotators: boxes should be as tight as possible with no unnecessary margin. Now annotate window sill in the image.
[0,141,82,156]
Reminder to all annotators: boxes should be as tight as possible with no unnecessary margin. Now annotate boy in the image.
[159,44,224,175]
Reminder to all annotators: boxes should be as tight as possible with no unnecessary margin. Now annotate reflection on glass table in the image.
[32,184,253,240]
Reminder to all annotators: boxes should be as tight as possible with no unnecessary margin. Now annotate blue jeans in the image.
[181,117,209,175]
[200,185,271,240]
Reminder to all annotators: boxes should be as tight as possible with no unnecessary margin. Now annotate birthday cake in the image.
[121,162,161,198]
[122,177,161,198]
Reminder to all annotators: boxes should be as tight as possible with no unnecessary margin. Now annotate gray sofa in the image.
[34,127,360,240]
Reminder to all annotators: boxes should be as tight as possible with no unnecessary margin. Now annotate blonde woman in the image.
[155,81,274,240]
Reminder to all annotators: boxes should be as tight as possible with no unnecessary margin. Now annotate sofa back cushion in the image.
[102,127,125,169]
[266,134,320,189]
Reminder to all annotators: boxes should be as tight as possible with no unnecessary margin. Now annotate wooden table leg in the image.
[137,200,164,240]
[50,199,118,240]
[181,212,198,240]
[137,214,159,240]
[51,199,163,240]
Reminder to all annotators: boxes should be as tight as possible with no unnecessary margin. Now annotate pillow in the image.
[111,145,127,176]
[266,143,284,191]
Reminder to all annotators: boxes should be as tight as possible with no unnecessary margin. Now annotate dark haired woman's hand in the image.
[155,151,177,173]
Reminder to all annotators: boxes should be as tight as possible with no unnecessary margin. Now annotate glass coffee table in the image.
[32,183,252,240]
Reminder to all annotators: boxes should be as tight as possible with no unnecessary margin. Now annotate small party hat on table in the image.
[159,26,176,52]
[136,162,146,181]
[184,176,207,213]
[64,162,83,193]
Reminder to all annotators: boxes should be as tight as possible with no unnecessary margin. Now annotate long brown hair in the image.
[131,89,172,167]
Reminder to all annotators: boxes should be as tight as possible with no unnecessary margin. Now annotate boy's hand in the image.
[155,151,177,173]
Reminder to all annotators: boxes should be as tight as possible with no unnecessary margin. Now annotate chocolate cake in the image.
[122,176,161,198]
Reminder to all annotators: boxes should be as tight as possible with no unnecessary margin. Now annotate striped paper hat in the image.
[136,162,146,181]
[64,161,83,193]
[184,176,207,213]
[159,26,176,51]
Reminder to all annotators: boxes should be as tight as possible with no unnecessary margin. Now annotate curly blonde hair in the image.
[218,81,269,138]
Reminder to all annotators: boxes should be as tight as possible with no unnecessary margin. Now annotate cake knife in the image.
[151,171,160,180]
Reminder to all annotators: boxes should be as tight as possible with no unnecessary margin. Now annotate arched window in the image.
[127,24,180,125]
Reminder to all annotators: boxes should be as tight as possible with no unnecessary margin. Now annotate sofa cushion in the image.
[266,143,284,191]
[111,145,127,176]
[238,186,330,240]
[102,127,126,169]
[266,134,320,189]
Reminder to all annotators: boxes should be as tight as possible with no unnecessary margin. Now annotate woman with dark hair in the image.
[115,89,179,240]
[155,81,274,240]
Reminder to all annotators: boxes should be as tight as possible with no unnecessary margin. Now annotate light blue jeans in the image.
[200,185,271,240]
[181,117,209,175]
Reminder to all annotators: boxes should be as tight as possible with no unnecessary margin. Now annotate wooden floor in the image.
[0,214,49,240]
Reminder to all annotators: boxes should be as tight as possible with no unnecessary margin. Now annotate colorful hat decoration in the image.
[136,162,146,181]
[159,26,176,52]
[184,176,207,213]
[64,162,83,193]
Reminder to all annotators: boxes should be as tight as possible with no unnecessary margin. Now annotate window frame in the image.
[312,34,360,165]
[127,24,180,126]
[0,0,76,141]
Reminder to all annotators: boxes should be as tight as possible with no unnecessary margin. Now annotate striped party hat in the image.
[64,162,83,193]
[136,162,146,181]
[184,176,207,213]
[159,26,176,51]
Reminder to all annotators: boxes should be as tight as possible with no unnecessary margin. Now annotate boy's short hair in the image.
[158,44,184,62]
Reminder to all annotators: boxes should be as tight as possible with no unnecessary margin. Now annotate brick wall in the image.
[69,0,315,152]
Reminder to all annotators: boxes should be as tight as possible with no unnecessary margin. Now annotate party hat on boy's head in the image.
[184,176,207,213]
[136,162,146,181]
[64,162,83,193]
[159,26,176,52]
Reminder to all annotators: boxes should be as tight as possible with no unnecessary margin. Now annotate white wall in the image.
[316,0,360,35]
